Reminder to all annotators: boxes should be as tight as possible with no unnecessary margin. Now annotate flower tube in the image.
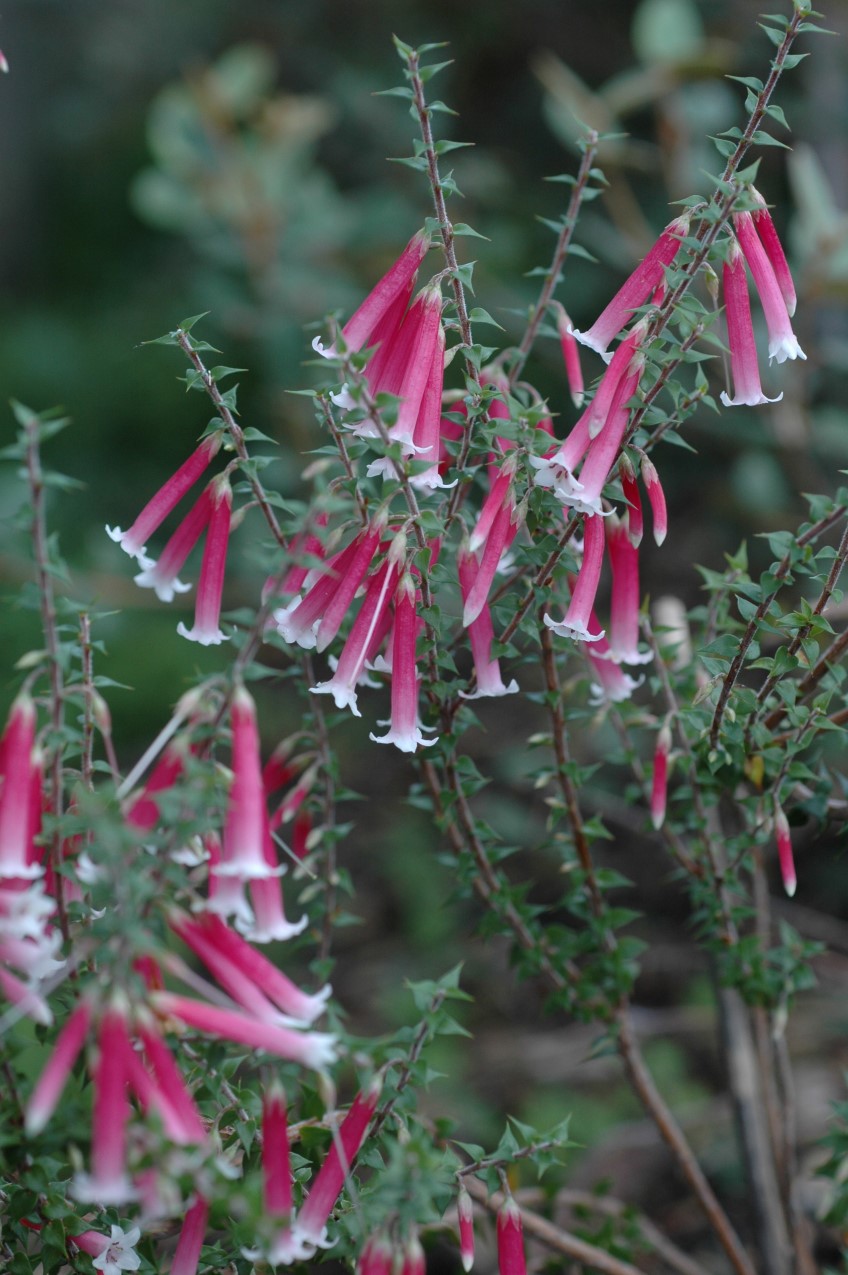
[314,229,430,358]
[750,186,796,316]
[106,435,221,563]
[544,513,606,643]
[496,1196,526,1275]
[457,546,519,699]
[734,211,805,364]
[720,238,783,408]
[370,574,438,753]
[176,475,233,646]
[605,515,652,666]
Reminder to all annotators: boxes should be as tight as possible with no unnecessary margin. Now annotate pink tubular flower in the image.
[219,685,280,880]
[295,1076,382,1250]
[462,496,523,627]
[133,484,214,602]
[25,997,92,1134]
[408,325,454,490]
[276,536,362,647]
[171,1198,209,1275]
[371,285,444,451]
[750,187,796,317]
[134,1014,206,1144]
[246,820,308,945]
[605,515,652,666]
[544,514,606,643]
[124,738,188,833]
[469,454,518,555]
[370,574,438,753]
[586,619,644,707]
[172,911,329,1025]
[263,1083,293,1217]
[619,455,643,546]
[573,214,689,359]
[267,512,330,602]
[560,353,644,518]
[457,1185,475,1272]
[641,456,668,546]
[0,694,41,880]
[176,474,232,645]
[358,1234,394,1275]
[496,1196,526,1275]
[720,239,783,408]
[73,1006,134,1204]
[651,722,672,830]
[106,435,221,563]
[733,211,805,365]
[311,531,405,715]
[457,546,518,699]
[314,229,430,358]
[314,511,388,653]
[555,303,584,408]
[775,801,796,898]
[153,991,338,1069]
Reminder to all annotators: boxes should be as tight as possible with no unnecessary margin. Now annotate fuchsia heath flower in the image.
[106,435,221,564]
[544,513,606,644]
[720,239,783,408]
[370,573,438,753]
[176,474,233,646]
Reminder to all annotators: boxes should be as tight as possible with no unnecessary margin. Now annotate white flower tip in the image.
[312,335,337,360]
[571,329,610,360]
[768,337,806,365]
[570,390,585,409]
[784,877,797,898]
[651,811,666,831]
[462,601,483,628]
[176,622,229,646]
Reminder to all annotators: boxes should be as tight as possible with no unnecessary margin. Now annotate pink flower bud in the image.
[651,723,672,830]
[457,1185,475,1272]
[775,802,796,898]
[555,304,584,408]
[496,1195,526,1275]
[619,454,643,546]
[641,457,668,547]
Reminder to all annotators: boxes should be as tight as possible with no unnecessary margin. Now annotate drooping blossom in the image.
[263,512,330,604]
[774,801,796,898]
[0,693,41,880]
[152,991,338,1070]
[641,456,668,547]
[457,1185,475,1272]
[750,186,796,317]
[457,546,519,699]
[176,474,233,646]
[733,211,805,365]
[400,1233,426,1275]
[311,530,405,715]
[554,303,584,408]
[358,1233,395,1275]
[256,1084,312,1264]
[558,351,645,518]
[218,685,281,881]
[370,573,438,753]
[530,322,647,504]
[294,1076,382,1252]
[106,435,221,563]
[544,514,606,644]
[496,1195,526,1275]
[71,1005,135,1204]
[587,635,645,707]
[619,455,643,546]
[651,722,672,830]
[604,515,652,666]
[573,214,689,359]
[408,324,455,490]
[277,513,387,650]
[170,1197,210,1275]
[313,229,430,358]
[720,238,783,408]
[462,495,523,627]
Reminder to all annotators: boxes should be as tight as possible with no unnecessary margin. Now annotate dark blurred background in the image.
[2,1,848,1261]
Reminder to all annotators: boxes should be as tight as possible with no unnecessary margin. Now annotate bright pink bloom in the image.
[573,214,689,359]
[775,802,796,898]
[457,547,518,699]
[153,991,338,1070]
[25,997,92,1133]
[370,574,438,753]
[124,738,188,832]
[358,1234,394,1275]
[171,1197,209,1275]
[720,239,783,408]
[177,475,232,645]
[409,325,454,490]
[544,514,606,644]
[619,455,643,546]
[135,1015,206,1144]
[641,456,668,546]
[295,1077,382,1250]
[106,435,221,563]
[263,1082,294,1216]
[311,534,404,715]
[605,515,652,666]
[651,722,672,830]
[314,230,430,357]
[462,496,522,627]
[555,304,584,408]
[276,536,362,647]
[469,455,518,555]
[269,512,330,600]
[559,353,644,518]
[734,211,805,364]
[750,187,796,317]
[172,911,329,1025]
[247,821,307,944]
[401,1234,426,1275]
[496,1196,526,1275]
[0,694,41,880]
[585,617,644,706]
[219,685,279,881]
[269,762,319,833]
[314,511,389,653]
[74,1006,134,1203]
[457,1185,475,1272]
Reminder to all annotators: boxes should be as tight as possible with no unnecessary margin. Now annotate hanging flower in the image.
[544,513,606,644]
[774,800,797,897]
[604,515,652,666]
[457,546,519,699]
[457,1185,475,1272]
[106,435,221,564]
[651,722,672,830]
[496,1195,526,1275]
[370,573,438,753]
[720,238,783,408]
[176,474,233,646]
[733,211,805,364]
